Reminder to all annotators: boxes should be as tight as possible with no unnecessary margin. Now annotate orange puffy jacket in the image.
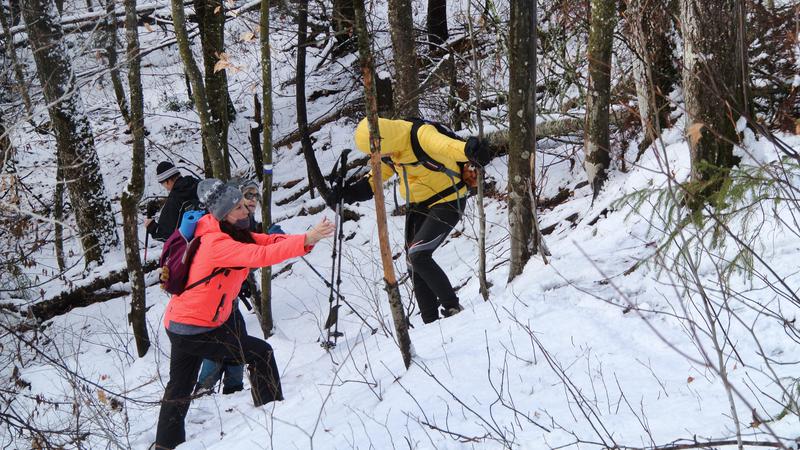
[163,214,311,329]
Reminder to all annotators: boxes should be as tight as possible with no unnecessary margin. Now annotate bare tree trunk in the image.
[584,0,616,200]
[54,155,65,272]
[105,0,131,125]
[0,111,11,173]
[170,0,226,178]
[625,0,677,159]
[507,0,540,281]
[466,0,489,300]
[387,0,419,117]
[426,0,447,50]
[195,0,231,177]
[332,0,354,53]
[22,0,118,267]
[250,93,263,181]
[0,3,33,118]
[680,0,749,205]
[296,0,329,198]
[354,0,412,369]
[259,0,274,338]
[120,0,150,357]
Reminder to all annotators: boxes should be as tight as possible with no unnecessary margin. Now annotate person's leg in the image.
[406,201,463,312]
[196,359,223,391]
[190,317,281,406]
[221,364,244,394]
[221,307,245,393]
[155,332,203,449]
[239,335,283,406]
[405,208,440,323]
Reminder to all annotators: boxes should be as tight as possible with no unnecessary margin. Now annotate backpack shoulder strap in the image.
[407,119,462,179]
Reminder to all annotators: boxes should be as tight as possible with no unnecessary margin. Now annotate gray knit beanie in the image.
[229,176,259,193]
[197,178,243,221]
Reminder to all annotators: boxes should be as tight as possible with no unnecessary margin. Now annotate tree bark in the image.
[250,93,263,181]
[466,0,488,300]
[170,0,226,178]
[195,0,231,178]
[680,0,749,204]
[507,0,539,281]
[54,154,66,272]
[0,111,11,174]
[0,3,33,118]
[121,0,150,357]
[22,0,118,267]
[426,0,448,51]
[296,0,329,198]
[259,0,274,338]
[387,0,419,117]
[105,0,131,125]
[584,0,616,200]
[624,0,677,159]
[354,0,412,369]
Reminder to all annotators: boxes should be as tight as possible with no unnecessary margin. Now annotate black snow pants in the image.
[405,199,464,323]
[154,310,282,449]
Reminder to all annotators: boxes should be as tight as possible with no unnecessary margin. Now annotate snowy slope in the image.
[3,0,800,449]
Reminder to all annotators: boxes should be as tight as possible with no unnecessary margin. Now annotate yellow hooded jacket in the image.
[354,118,470,207]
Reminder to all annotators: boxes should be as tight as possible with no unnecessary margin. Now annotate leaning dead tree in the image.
[354,0,412,368]
[296,0,330,198]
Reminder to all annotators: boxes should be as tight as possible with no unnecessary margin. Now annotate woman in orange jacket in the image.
[154,179,334,449]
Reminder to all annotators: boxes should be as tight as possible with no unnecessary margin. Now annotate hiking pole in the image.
[322,149,349,350]
[300,256,377,334]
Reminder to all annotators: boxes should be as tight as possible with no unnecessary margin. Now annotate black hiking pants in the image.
[405,199,464,323]
[154,310,282,449]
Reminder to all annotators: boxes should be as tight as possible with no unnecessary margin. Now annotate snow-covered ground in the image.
[2,0,800,449]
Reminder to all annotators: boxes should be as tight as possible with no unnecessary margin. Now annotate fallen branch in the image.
[617,438,786,450]
[29,260,160,321]
[273,101,362,149]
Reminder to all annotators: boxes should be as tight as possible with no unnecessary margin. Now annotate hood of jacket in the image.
[171,175,199,203]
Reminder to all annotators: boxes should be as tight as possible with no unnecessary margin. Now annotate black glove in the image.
[324,178,374,209]
[145,199,161,218]
[465,137,492,167]
[324,184,343,209]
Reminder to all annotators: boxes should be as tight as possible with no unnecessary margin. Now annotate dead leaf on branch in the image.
[213,5,221,13]
[687,122,705,147]
[144,22,154,32]
[240,31,255,42]
[213,52,243,74]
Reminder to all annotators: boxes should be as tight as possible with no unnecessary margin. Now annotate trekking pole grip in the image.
[338,149,350,184]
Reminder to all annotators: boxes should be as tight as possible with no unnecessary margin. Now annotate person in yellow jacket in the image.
[327,117,491,324]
